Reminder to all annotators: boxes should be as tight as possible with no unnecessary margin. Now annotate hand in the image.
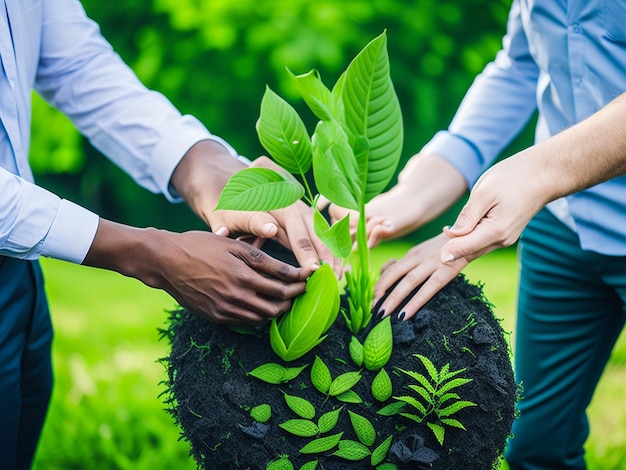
[211,156,340,276]
[372,232,468,320]
[84,220,307,325]
[328,153,468,249]
[440,152,547,263]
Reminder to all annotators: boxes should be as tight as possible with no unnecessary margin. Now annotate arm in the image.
[332,0,539,247]
[36,0,335,275]
[442,91,626,262]
[376,91,626,320]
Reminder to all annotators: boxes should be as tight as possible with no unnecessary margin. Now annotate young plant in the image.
[393,354,477,445]
[216,31,403,340]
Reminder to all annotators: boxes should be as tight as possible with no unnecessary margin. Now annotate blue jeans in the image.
[0,257,53,470]
[506,208,626,469]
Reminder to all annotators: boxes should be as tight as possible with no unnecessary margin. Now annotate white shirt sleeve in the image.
[0,168,99,263]
[0,0,239,263]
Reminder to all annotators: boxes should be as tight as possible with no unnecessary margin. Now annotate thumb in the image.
[445,200,489,237]
[244,212,279,239]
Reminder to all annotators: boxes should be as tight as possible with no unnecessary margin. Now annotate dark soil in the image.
[161,273,517,470]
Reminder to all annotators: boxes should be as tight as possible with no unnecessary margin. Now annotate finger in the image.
[441,221,508,263]
[237,244,305,282]
[214,226,230,237]
[281,214,324,275]
[446,198,494,236]
[365,217,394,248]
[316,195,331,211]
[396,262,466,320]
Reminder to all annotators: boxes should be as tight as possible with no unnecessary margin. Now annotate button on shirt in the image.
[422,0,626,255]
[0,0,236,263]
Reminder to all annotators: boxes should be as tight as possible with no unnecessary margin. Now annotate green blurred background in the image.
[29,0,626,469]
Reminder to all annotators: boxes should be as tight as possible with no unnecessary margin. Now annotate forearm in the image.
[82,219,168,289]
[367,153,468,239]
[530,91,626,201]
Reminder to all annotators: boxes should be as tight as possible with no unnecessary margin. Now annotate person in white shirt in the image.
[0,2,334,468]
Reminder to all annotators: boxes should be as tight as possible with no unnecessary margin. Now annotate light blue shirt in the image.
[0,0,236,263]
[423,0,626,255]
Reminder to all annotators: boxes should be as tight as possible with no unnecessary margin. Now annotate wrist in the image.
[170,140,246,225]
[83,219,167,288]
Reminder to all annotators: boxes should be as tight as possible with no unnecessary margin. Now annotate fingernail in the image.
[443,225,452,231]
[398,311,406,321]
[376,309,385,320]
[384,220,394,228]
[311,263,320,270]
[442,253,455,263]
[214,227,228,236]
[263,223,276,236]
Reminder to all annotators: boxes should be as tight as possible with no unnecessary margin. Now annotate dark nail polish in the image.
[398,311,406,321]
[376,309,385,320]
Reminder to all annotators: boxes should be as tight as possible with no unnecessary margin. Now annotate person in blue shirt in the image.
[0,1,335,468]
[332,0,626,468]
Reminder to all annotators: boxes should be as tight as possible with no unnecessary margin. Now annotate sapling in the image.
[215,31,403,359]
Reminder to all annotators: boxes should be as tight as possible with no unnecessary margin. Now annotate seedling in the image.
[216,31,403,352]
[393,354,477,445]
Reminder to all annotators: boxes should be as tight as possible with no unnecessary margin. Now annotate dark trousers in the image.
[0,257,53,470]
[506,208,626,469]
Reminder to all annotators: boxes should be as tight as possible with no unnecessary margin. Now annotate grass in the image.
[32,242,626,469]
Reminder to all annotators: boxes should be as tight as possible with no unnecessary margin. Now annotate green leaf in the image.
[279,419,319,437]
[310,356,332,394]
[376,464,398,470]
[256,86,312,175]
[215,167,304,212]
[407,384,432,404]
[267,457,295,470]
[335,389,363,404]
[437,400,477,418]
[299,432,343,454]
[394,395,427,415]
[317,407,342,434]
[427,422,445,446]
[363,316,393,371]
[329,371,362,396]
[332,440,371,461]
[248,362,287,384]
[250,404,272,423]
[349,336,364,367]
[284,394,316,420]
[399,412,422,424]
[277,264,340,361]
[438,392,461,406]
[340,30,403,204]
[437,377,473,396]
[348,411,376,447]
[414,354,439,384]
[441,418,467,430]
[371,435,393,467]
[288,68,342,122]
[269,318,289,362]
[311,120,361,211]
[376,401,405,416]
[371,368,393,402]
[283,364,310,382]
[299,461,319,470]
[399,369,436,395]
[313,208,352,260]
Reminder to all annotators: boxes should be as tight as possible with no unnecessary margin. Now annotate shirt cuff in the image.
[41,200,100,264]
[149,115,239,202]
[421,130,486,187]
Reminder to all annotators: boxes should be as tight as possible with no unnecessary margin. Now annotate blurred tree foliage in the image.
[31,0,529,236]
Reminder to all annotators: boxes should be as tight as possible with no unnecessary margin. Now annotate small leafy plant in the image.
[390,354,477,445]
[216,30,403,357]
